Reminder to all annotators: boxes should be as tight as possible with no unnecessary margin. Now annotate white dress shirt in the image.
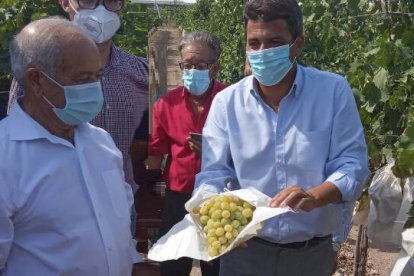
[0,103,139,275]
[196,65,370,244]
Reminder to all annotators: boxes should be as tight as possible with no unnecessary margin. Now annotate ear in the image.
[59,0,70,12]
[59,0,76,19]
[117,6,124,18]
[26,68,44,98]
[244,59,252,76]
[292,34,305,58]
[209,61,221,80]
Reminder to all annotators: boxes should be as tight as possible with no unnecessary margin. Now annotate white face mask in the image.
[72,4,121,44]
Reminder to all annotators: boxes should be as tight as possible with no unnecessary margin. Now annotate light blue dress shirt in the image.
[0,104,139,275]
[195,65,370,244]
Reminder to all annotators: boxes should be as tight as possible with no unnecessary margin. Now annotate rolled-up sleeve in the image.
[325,79,371,202]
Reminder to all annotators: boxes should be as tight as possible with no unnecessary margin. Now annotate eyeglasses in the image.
[178,62,213,71]
[76,0,124,12]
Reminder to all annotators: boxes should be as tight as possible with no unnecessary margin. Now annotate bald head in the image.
[10,17,97,87]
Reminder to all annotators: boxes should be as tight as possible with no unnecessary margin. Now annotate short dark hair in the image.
[244,0,303,40]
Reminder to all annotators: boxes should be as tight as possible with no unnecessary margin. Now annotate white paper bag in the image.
[147,187,291,261]
[390,228,414,276]
[367,161,403,248]
[391,177,414,245]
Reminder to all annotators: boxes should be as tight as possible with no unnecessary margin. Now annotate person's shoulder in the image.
[157,86,184,103]
[112,45,148,68]
[215,76,252,101]
[301,66,347,84]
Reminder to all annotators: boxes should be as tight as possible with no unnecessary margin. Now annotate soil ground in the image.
[333,226,400,276]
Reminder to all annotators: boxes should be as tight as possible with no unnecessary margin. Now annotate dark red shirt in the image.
[149,80,228,193]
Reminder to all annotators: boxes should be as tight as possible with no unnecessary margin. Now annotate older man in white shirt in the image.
[0,17,139,275]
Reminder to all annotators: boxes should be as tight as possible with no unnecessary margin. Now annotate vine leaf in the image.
[373,67,389,102]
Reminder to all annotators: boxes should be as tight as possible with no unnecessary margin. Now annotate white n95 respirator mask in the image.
[73,4,121,44]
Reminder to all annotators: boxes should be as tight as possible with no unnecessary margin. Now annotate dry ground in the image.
[333,226,400,276]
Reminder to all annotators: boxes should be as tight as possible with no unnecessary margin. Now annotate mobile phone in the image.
[189,132,202,142]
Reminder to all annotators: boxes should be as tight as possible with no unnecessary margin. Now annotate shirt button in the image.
[107,247,112,252]
[106,104,110,109]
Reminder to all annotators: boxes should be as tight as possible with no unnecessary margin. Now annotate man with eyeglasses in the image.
[7,0,148,199]
[147,31,227,276]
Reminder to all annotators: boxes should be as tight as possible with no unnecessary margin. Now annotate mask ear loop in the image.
[39,71,64,109]
[68,0,80,14]
[40,71,64,89]
[289,37,300,65]
[289,36,300,48]
[42,94,57,108]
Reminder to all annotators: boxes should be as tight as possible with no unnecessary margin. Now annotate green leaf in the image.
[362,82,381,112]
[402,30,414,48]
[372,67,389,101]
[394,108,414,177]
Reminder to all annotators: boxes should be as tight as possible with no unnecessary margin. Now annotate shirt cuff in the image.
[192,183,222,196]
[326,172,354,202]
[130,239,143,264]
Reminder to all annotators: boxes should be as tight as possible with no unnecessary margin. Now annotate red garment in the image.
[149,80,228,193]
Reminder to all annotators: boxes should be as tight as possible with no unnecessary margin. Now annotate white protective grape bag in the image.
[147,186,292,261]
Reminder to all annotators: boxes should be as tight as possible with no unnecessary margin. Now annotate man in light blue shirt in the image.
[195,0,370,275]
[0,18,139,275]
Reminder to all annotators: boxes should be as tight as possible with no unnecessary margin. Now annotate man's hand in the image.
[268,182,342,212]
[268,185,318,212]
[187,136,202,157]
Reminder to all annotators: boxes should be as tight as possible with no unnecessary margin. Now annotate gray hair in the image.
[178,31,221,62]
[9,17,80,87]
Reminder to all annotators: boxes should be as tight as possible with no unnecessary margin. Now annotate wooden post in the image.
[353,224,369,275]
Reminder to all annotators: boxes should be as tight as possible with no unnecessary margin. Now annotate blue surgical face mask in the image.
[246,41,296,86]
[182,69,211,96]
[41,72,104,125]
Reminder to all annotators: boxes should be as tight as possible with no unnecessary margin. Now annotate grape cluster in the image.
[192,194,255,257]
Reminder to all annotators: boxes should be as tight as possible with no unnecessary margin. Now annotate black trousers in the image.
[158,189,220,276]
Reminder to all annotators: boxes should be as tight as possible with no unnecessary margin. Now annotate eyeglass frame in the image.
[178,61,216,71]
[75,0,124,12]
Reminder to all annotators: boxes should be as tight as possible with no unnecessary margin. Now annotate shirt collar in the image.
[292,64,304,98]
[8,102,75,147]
[249,64,304,99]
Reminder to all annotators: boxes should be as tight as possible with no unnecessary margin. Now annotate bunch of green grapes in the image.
[192,194,255,257]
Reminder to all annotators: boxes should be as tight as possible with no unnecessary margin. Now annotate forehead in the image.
[246,19,293,42]
[181,43,212,62]
[58,33,101,75]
